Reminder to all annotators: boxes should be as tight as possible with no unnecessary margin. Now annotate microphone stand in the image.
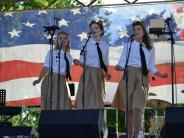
[123,38,133,138]
[165,19,176,107]
[43,20,59,110]
[151,18,176,106]
[56,45,62,109]
[81,33,91,109]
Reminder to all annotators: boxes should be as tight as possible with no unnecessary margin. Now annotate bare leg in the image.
[128,109,133,138]
[132,108,142,138]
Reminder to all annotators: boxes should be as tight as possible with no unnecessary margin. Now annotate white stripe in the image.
[1,41,184,65]
[0,77,41,101]
[148,84,184,104]
[0,44,49,62]
[1,78,184,104]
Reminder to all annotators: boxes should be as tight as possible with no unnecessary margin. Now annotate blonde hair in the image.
[55,31,71,52]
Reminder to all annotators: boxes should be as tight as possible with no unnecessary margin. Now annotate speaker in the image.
[164,107,184,138]
[38,109,107,138]
[0,126,33,136]
[107,127,117,138]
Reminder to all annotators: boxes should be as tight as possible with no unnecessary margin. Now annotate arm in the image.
[33,67,49,86]
[153,71,168,78]
[104,45,111,80]
[73,42,86,67]
[73,59,84,67]
[114,65,124,71]
[114,44,128,71]
[148,46,168,78]
[67,53,73,69]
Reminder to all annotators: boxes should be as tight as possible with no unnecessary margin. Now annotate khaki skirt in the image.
[112,66,149,112]
[76,66,105,109]
[41,72,72,110]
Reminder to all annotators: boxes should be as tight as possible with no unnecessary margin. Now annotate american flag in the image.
[0,2,184,106]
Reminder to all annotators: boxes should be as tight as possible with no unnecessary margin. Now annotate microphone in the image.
[43,25,59,32]
[165,17,172,23]
[88,31,95,35]
[130,34,135,38]
[129,34,135,40]
[87,31,95,36]
[54,17,60,21]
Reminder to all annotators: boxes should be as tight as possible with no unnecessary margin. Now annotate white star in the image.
[129,16,142,22]
[78,32,88,41]
[71,8,81,15]
[147,9,159,15]
[58,19,69,27]
[105,7,117,13]
[38,10,47,15]
[173,13,184,29]
[44,34,57,40]
[117,28,129,38]
[22,21,35,28]
[8,29,21,38]
[4,12,13,17]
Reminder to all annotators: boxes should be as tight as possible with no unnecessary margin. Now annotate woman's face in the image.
[90,23,103,38]
[58,33,68,50]
[133,25,144,41]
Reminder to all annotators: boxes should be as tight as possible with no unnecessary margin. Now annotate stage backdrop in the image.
[0,2,184,106]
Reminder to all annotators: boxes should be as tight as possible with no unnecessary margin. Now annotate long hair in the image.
[55,31,70,52]
[89,20,104,36]
[132,21,152,50]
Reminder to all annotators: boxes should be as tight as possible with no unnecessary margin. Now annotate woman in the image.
[114,21,168,138]
[73,20,111,109]
[33,31,72,110]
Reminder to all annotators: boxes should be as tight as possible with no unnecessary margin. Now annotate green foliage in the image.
[0,0,103,12]
[0,107,166,137]
[10,107,40,137]
[106,108,164,133]
[0,0,75,12]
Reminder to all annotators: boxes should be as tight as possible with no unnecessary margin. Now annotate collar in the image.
[91,38,102,45]
[133,40,146,47]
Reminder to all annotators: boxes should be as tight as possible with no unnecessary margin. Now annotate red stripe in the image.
[6,98,110,107]
[180,29,184,40]
[0,60,42,82]
[6,97,40,106]
[1,61,184,86]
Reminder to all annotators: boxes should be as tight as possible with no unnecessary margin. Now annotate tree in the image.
[0,0,74,11]
[0,0,102,12]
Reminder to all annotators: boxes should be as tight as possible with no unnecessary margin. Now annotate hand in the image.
[114,65,124,71]
[161,73,168,78]
[105,73,111,80]
[154,72,168,79]
[73,59,80,65]
[33,79,40,86]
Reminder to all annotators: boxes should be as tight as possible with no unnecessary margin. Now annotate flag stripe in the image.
[1,61,184,85]
[5,83,184,106]
[1,42,184,64]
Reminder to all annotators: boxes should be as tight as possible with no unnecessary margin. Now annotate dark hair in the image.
[89,20,104,36]
[55,31,70,52]
[132,21,152,50]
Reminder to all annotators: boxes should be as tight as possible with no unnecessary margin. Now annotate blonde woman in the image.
[33,31,72,110]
